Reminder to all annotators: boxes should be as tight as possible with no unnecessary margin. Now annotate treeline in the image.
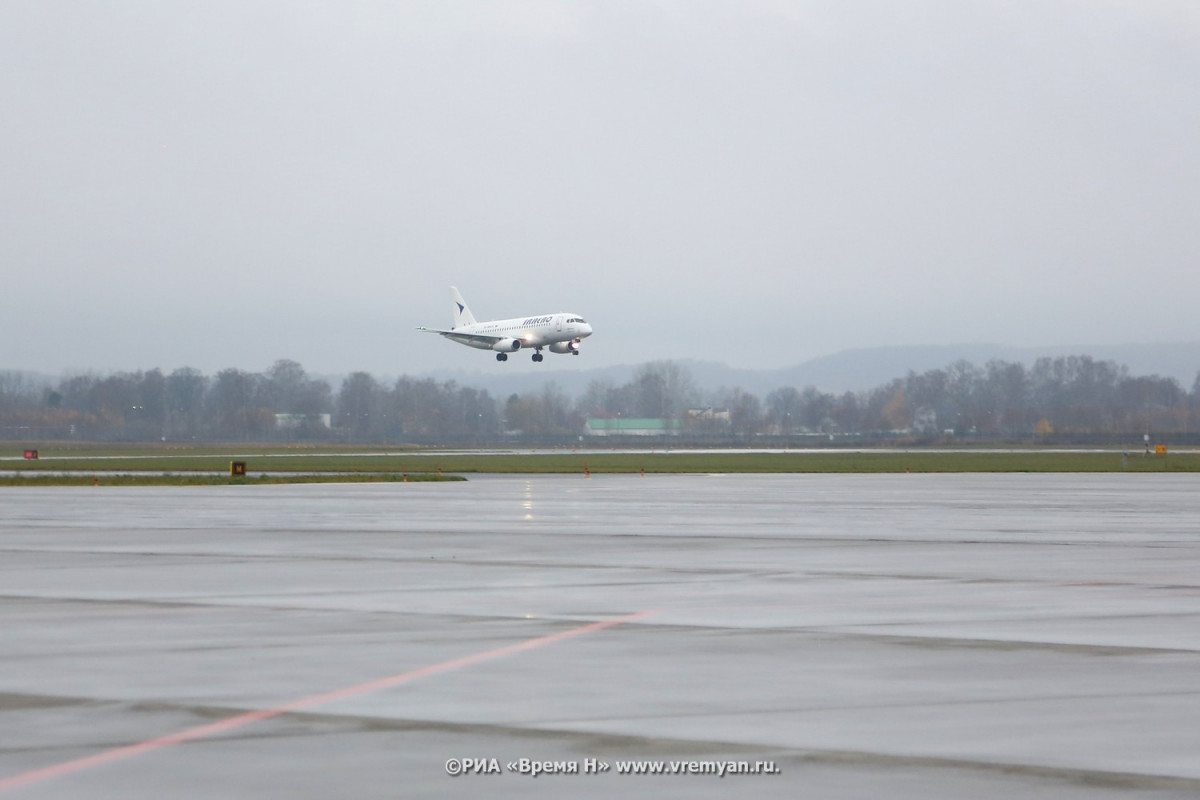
[1,356,1198,444]
[808,356,1197,440]
[0,360,499,444]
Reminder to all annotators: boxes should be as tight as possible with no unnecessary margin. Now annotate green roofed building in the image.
[584,418,681,437]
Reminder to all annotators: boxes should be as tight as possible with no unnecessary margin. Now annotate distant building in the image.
[274,413,331,431]
[584,418,681,437]
[686,407,731,424]
[912,407,938,434]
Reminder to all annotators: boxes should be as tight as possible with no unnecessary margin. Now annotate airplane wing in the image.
[416,327,506,347]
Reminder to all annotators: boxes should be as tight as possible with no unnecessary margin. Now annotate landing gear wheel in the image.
[496,353,508,362]
[532,353,543,362]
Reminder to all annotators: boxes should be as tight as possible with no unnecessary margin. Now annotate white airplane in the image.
[418,287,593,362]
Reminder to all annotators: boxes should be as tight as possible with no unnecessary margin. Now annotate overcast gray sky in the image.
[2,1,1197,378]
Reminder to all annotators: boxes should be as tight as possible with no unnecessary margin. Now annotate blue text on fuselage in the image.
[522,316,553,326]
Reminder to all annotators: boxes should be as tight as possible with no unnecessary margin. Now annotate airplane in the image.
[417,287,593,362]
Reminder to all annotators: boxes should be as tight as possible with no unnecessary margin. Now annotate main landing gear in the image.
[496,349,548,363]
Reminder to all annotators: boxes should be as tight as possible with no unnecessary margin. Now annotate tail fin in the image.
[450,286,476,328]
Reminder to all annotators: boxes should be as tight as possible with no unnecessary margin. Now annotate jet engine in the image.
[549,339,580,354]
[491,338,521,353]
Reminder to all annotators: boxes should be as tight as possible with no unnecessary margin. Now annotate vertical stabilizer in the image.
[450,286,476,329]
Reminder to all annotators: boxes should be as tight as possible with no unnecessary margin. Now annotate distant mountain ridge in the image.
[771,342,1200,393]
[420,342,1200,399]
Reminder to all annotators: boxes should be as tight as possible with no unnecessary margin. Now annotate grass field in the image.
[3,444,1199,485]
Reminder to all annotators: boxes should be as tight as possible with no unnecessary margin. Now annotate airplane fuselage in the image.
[447,314,591,351]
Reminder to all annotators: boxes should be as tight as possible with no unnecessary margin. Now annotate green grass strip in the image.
[0,473,465,487]
[6,448,1200,475]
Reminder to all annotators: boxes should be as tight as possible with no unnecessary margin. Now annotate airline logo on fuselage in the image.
[522,316,554,326]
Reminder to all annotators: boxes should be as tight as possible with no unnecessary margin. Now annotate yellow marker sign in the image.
[1155,444,1168,455]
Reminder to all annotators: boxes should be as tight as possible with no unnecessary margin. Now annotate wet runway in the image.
[2,474,1200,798]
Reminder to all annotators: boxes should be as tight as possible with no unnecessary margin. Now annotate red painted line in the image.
[0,610,655,793]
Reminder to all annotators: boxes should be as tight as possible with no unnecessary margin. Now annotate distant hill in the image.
[779,343,1200,393]
[15,344,1192,402]
[419,342,1200,399]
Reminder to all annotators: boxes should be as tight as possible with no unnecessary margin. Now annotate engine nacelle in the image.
[549,339,580,354]
[491,338,521,353]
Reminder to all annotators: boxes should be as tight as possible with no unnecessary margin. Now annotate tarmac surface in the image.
[2,473,1199,799]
